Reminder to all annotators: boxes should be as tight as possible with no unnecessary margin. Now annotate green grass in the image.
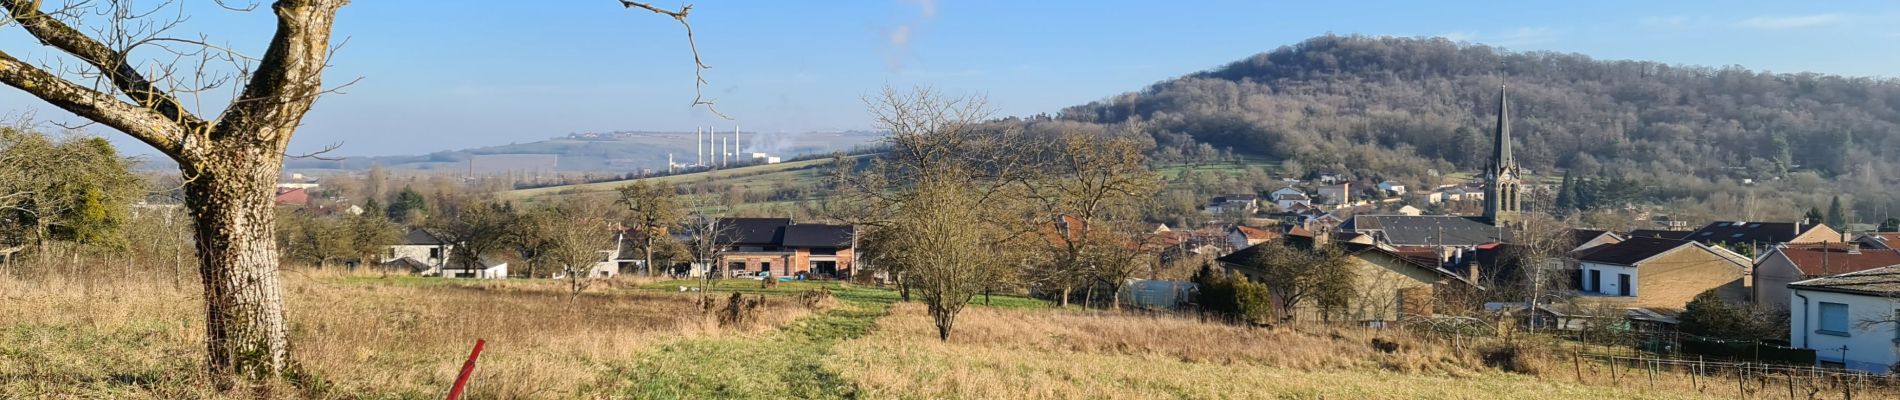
[599,286,893,399]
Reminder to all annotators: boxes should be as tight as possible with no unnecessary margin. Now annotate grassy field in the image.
[4,270,1888,399]
[502,155,865,200]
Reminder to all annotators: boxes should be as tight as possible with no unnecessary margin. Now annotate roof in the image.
[400,229,445,246]
[381,257,434,273]
[1232,225,1277,240]
[1683,221,1824,246]
[1626,229,1691,240]
[1275,193,1310,201]
[1338,215,1505,247]
[1789,264,1900,296]
[1215,238,1476,289]
[1768,244,1900,276]
[1218,194,1259,202]
[1859,233,1900,249]
[1569,229,1616,247]
[1625,307,1683,325]
[1576,237,1696,266]
[782,224,854,248]
[718,218,791,245]
[443,256,507,270]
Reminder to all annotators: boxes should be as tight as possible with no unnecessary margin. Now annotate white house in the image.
[383,229,452,270]
[1377,181,1406,196]
[1396,205,1422,216]
[440,257,509,279]
[1274,193,1312,210]
[1269,187,1304,199]
[1226,225,1276,251]
[1203,194,1260,215]
[1316,183,1351,206]
[1788,265,1900,373]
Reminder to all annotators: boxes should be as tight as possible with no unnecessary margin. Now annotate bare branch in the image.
[621,1,729,119]
[1,0,209,130]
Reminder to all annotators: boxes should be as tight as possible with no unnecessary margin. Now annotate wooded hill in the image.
[1056,35,1899,223]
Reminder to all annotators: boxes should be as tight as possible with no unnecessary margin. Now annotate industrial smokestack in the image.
[735,125,741,155]
[696,127,703,167]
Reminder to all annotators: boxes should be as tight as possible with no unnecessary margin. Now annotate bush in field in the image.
[1190,263,1274,324]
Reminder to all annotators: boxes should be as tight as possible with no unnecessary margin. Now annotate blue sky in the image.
[4,0,1899,157]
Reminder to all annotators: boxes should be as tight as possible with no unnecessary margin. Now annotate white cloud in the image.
[1736,14,1845,30]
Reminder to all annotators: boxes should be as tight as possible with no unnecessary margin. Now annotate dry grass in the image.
[825,304,1873,399]
[0,269,815,399]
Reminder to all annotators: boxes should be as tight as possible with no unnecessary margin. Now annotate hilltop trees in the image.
[0,128,140,265]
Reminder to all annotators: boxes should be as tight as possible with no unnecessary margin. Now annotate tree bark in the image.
[183,150,291,380]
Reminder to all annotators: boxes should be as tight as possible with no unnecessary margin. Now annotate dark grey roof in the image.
[783,224,854,248]
[1789,264,1900,296]
[444,256,507,270]
[1338,215,1504,246]
[1627,229,1691,240]
[718,218,790,245]
[400,229,445,245]
[1577,237,1695,266]
[381,257,433,273]
[1683,221,1823,246]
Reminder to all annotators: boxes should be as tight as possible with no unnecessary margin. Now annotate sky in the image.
[3,0,1899,157]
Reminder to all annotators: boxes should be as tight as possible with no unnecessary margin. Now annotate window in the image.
[1818,302,1849,336]
[429,247,443,259]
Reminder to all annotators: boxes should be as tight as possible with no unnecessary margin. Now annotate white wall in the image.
[384,244,450,266]
[1789,288,1898,373]
[1579,261,1638,297]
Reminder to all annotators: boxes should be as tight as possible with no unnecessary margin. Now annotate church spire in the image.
[1493,85,1512,171]
[1484,84,1522,226]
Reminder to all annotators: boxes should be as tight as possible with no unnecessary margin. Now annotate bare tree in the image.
[836,87,1037,340]
[0,0,711,379]
[535,197,616,297]
[617,180,684,276]
[1019,127,1160,308]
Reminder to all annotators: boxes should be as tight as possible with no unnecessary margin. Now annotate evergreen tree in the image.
[1804,207,1825,225]
[386,186,429,224]
[1826,196,1847,228]
[1879,218,1899,233]
[1554,169,1577,213]
[1677,290,1775,341]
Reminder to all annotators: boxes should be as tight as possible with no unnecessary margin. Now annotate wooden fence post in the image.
[1573,352,1583,383]
[1693,355,1702,392]
[1646,355,1656,390]
[1611,355,1618,385]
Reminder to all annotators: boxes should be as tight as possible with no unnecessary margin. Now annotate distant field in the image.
[502,155,861,200]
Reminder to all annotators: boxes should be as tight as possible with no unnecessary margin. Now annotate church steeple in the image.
[1493,85,1512,170]
[1484,85,1522,226]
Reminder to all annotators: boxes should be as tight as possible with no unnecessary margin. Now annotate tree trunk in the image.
[644,235,655,276]
[183,151,291,381]
[1060,286,1072,308]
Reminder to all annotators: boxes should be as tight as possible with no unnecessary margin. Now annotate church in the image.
[1337,86,1520,248]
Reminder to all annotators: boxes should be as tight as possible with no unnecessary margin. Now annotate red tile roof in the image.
[1772,244,1900,276]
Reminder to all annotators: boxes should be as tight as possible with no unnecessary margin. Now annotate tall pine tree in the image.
[1825,196,1847,229]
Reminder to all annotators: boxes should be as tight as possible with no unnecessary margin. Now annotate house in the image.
[1216,236,1479,323]
[1569,229,1625,254]
[1337,215,1506,248]
[1274,193,1312,210]
[1787,265,1900,373]
[1316,183,1351,205]
[380,257,436,275]
[1313,171,1345,184]
[1575,237,1751,308]
[1142,222,1172,234]
[713,218,856,279]
[1753,243,1900,310]
[382,229,451,270]
[1682,221,1840,251]
[273,187,309,206]
[1396,205,1422,216]
[1226,225,1278,251]
[440,256,508,279]
[1377,181,1406,196]
[1855,232,1900,250]
[1270,187,1305,199]
[1205,194,1260,214]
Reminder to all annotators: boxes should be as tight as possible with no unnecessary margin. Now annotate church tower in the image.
[1484,85,1522,226]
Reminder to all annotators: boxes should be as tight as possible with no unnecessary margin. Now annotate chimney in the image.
[1848,243,1861,255]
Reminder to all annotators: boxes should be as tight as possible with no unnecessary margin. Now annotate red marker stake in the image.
[445,339,486,400]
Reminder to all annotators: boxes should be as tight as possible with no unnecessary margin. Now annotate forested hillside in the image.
[1058,35,1900,224]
